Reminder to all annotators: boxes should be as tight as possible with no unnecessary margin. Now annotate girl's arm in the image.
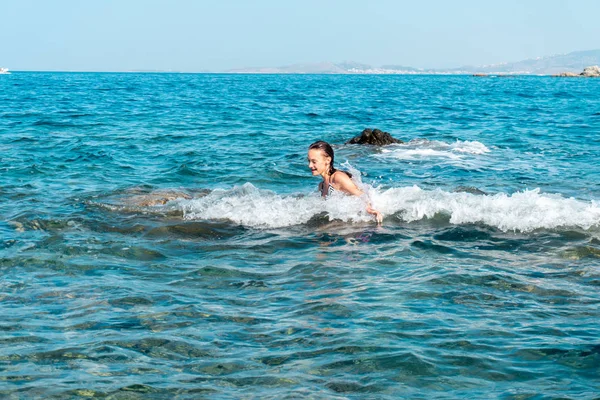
[334,172,383,224]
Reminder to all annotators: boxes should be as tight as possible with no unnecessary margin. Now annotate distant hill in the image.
[461,49,600,75]
[228,49,600,75]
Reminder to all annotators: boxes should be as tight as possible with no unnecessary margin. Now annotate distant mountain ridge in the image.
[228,49,600,75]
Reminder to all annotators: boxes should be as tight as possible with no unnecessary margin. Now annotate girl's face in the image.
[307,149,331,177]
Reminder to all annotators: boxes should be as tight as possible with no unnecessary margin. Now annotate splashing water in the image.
[178,182,600,232]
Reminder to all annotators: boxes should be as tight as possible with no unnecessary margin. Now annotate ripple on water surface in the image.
[2,73,600,398]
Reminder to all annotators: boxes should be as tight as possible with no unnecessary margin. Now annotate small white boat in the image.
[0,68,10,74]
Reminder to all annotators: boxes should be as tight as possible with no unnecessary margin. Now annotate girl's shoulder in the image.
[331,170,352,185]
[331,170,362,196]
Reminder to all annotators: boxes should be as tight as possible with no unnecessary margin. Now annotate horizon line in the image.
[2,69,559,76]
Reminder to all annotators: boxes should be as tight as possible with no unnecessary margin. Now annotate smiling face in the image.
[307,148,331,177]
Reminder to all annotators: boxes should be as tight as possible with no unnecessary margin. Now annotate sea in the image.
[1,72,599,399]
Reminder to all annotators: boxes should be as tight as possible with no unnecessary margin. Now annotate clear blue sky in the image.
[2,0,599,71]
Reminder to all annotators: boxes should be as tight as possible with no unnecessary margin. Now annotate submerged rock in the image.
[346,128,403,146]
[453,186,488,196]
[126,190,192,206]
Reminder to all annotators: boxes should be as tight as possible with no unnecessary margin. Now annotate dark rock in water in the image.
[346,128,403,146]
[453,186,488,196]
[581,65,600,77]
[553,65,600,78]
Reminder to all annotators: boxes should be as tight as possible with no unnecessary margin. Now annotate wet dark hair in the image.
[308,141,351,178]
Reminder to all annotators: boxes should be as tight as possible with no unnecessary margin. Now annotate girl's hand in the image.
[366,206,383,224]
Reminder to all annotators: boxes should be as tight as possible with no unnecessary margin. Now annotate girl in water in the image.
[308,140,383,224]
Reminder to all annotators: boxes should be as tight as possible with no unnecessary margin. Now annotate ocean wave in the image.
[373,186,600,232]
[32,120,106,128]
[182,183,374,228]
[180,183,600,232]
[377,139,491,160]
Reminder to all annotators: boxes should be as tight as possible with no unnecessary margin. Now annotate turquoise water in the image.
[1,72,600,399]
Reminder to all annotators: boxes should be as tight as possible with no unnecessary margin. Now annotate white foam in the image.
[181,183,374,228]
[450,140,491,155]
[378,139,491,160]
[179,183,600,232]
[372,186,600,232]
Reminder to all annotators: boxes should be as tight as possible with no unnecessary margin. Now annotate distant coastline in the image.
[227,49,600,76]
[5,49,600,75]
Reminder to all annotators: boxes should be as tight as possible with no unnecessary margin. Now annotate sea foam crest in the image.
[182,183,374,228]
[181,183,600,232]
[450,140,490,154]
[373,186,600,232]
[378,139,491,160]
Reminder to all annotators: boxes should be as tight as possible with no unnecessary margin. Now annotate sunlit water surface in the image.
[1,73,600,399]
